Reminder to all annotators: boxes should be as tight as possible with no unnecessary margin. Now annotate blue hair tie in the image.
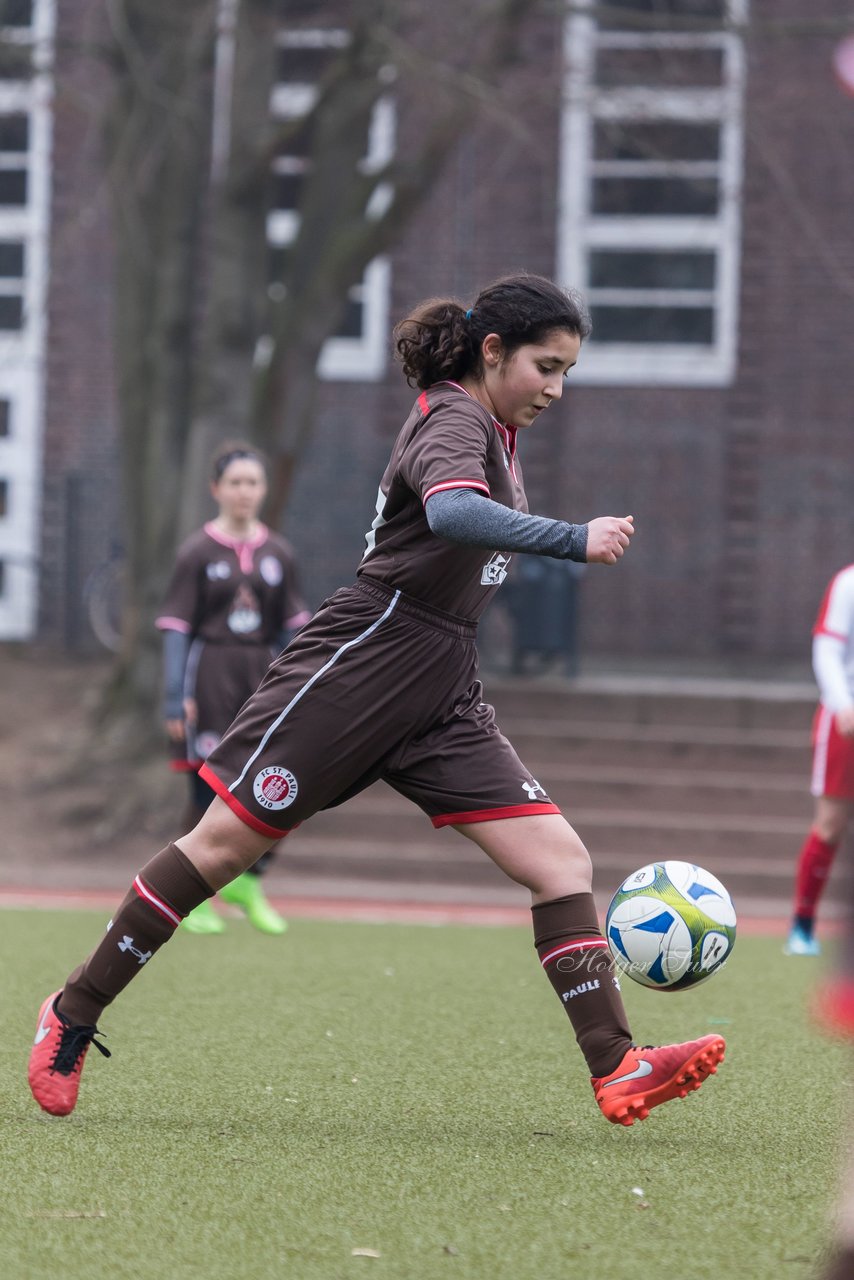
[465,308,473,320]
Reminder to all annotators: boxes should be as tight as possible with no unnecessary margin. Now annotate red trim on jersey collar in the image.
[432,381,519,482]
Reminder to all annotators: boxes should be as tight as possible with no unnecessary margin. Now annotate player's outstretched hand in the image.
[586,515,634,565]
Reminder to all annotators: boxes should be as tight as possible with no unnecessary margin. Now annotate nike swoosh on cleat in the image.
[601,1059,654,1088]
[34,1013,52,1045]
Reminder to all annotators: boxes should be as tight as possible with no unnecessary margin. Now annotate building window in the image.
[0,236,23,327]
[268,26,394,381]
[0,112,28,217]
[1,1,35,28]
[0,0,52,639]
[558,0,747,385]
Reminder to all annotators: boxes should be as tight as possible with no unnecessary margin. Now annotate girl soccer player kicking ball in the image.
[28,274,725,1125]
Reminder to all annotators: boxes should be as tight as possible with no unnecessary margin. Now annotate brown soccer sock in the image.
[57,843,214,1026]
[532,892,633,1078]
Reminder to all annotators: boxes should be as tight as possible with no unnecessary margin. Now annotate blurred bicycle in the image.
[82,551,124,652]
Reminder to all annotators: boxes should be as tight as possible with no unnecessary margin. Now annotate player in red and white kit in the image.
[794,568,854,1279]
[28,274,724,1125]
[785,565,854,956]
[157,442,311,935]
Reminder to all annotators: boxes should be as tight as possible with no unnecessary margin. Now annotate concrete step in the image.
[291,804,803,867]
[530,766,813,818]
[278,830,823,908]
[503,714,811,749]
[486,675,816,730]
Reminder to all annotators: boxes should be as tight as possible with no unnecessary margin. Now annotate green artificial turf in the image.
[0,909,847,1280]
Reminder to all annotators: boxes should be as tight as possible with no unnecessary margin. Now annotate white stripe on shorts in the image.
[228,589,401,794]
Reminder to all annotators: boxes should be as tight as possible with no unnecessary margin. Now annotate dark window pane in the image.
[276,45,339,83]
[274,116,315,160]
[0,294,22,327]
[0,42,31,79]
[0,0,33,28]
[594,120,720,162]
[596,46,724,88]
[590,248,715,289]
[0,168,26,204]
[0,398,8,435]
[0,477,7,517]
[334,295,363,339]
[597,0,726,30]
[273,0,330,18]
[272,170,304,211]
[593,174,718,215]
[268,244,289,280]
[0,112,27,150]
[591,304,714,343]
[0,240,23,275]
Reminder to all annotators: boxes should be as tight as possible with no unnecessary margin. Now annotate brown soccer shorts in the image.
[200,578,560,838]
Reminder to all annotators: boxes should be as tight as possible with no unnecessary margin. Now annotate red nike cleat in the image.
[27,991,110,1116]
[591,1034,726,1126]
[814,978,854,1038]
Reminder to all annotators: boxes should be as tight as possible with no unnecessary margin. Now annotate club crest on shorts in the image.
[253,765,298,810]
[194,731,220,759]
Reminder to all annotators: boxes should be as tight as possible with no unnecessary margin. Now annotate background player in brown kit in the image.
[157,441,311,935]
[29,273,725,1126]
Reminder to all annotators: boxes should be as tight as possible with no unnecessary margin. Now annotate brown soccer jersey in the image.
[156,522,309,645]
[358,381,527,619]
[156,522,310,769]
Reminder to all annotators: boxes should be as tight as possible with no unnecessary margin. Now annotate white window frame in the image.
[268,27,394,382]
[558,0,747,386]
[0,0,53,640]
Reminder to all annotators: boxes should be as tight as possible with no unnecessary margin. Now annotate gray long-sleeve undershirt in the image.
[425,487,588,562]
[162,628,190,720]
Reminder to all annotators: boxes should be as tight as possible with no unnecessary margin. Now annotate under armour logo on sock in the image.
[118,935,152,966]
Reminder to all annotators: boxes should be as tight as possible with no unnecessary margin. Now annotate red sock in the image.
[793,831,838,920]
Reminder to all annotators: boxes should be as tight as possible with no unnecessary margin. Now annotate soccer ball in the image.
[605,861,736,992]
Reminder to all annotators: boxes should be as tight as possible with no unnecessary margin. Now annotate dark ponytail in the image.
[393,298,475,389]
[394,273,592,390]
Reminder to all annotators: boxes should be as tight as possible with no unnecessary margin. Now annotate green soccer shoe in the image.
[219,872,287,935]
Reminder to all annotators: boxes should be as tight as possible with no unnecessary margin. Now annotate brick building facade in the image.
[3,0,854,666]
